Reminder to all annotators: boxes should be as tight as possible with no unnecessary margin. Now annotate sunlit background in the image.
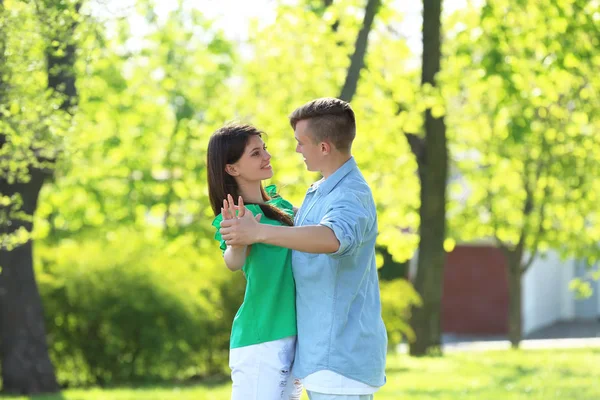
[1,0,599,398]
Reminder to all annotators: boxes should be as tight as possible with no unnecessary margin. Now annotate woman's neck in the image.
[236,181,264,204]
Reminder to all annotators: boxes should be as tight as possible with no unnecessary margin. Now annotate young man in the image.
[219,98,387,400]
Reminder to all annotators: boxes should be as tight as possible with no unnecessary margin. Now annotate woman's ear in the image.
[225,164,239,176]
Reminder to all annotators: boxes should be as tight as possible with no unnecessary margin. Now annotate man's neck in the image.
[321,153,352,179]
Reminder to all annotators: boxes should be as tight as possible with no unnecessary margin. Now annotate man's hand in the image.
[220,194,263,246]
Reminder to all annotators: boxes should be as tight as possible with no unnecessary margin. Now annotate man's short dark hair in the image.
[289,97,356,152]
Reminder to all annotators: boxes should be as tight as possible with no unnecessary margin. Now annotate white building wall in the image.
[560,260,576,320]
[597,278,600,315]
[522,251,575,335]
[598,278,600,316]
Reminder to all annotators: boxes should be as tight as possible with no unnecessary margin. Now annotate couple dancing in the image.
[207,98,387,400]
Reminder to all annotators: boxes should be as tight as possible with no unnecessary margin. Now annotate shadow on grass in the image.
[48,374,231,394]
[27,395,68,400]
[122,374,231,390]
[0,390,67,400]
[385,366,410,374]
[496,365,539,387]
[0,374,231,399]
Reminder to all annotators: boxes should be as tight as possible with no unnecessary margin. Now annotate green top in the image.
[212,185,297,349]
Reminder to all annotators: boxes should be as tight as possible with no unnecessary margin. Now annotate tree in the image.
[339,0,380,102]
[305,0,416,279]
[443,0,600,347]
[234,1,420,260]
[35,2,237,242]
[406,0,449,356]
[0,0,80,393]
[35,0,424,372]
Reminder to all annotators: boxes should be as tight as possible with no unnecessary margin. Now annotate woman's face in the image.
[226,135,273,183]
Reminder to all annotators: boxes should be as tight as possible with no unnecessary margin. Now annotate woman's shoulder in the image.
[211,213,223,229]
[265,185,294,214]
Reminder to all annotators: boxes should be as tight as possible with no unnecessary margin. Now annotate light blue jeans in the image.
[307,393,374,400]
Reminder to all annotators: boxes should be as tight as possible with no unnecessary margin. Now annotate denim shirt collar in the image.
[308,157,357,196]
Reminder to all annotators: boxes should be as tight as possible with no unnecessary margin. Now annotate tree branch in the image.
[522,184,551,271]
[520,107,554,272]
[405,132,425,166]
[339,0,380,102]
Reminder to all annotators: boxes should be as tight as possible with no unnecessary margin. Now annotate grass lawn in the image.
[3,348,600,400]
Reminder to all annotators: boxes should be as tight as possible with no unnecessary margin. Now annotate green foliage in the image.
[35,228,419,387]
[233,1,421,262]
[570,268,600,299]
[36,229,245,386]
[2,0,597,386]
[35,4,236,241]
[9,2,421,385]
[32,0,422,260]
[443,0,600,264]
[0,0,71,175]
[379,279,422,348]
[0,0,73,248]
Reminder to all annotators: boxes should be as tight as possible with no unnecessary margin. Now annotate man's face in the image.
[294,119,324,172]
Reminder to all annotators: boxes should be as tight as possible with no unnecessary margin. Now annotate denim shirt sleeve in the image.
[318,192,372,258]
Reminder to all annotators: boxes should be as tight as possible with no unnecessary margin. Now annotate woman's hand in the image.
[222,194,246,249]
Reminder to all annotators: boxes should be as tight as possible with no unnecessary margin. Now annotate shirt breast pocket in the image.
[292,250,321,283]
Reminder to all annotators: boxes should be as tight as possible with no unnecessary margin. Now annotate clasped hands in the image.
[220,194,262,247]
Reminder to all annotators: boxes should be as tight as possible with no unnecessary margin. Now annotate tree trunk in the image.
[506,253,523,348]
[0,170,59,395]
[0,0,80,393]
[339,0,380,102]
[409,0,448,356]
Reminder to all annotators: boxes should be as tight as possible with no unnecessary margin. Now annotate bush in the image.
[379,278,422,349]
[36,229,245,387]
[35,229,419,386]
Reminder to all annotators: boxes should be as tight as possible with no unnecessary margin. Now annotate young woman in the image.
[207,124,302,400]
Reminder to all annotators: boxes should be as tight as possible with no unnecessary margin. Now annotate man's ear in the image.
[320,141,332,155]
[225,164,239,176]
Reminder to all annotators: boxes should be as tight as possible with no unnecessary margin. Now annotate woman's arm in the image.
[223,245,248,271]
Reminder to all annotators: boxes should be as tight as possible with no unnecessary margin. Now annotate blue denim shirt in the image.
[291,157,387,387]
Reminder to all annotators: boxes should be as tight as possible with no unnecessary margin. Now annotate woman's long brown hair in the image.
[207,124,293,226]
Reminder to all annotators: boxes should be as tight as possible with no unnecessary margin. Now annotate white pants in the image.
[229,336,303,400]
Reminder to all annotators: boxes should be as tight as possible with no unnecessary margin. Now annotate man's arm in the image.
[219,210,340,253]
[257,225,340,254]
